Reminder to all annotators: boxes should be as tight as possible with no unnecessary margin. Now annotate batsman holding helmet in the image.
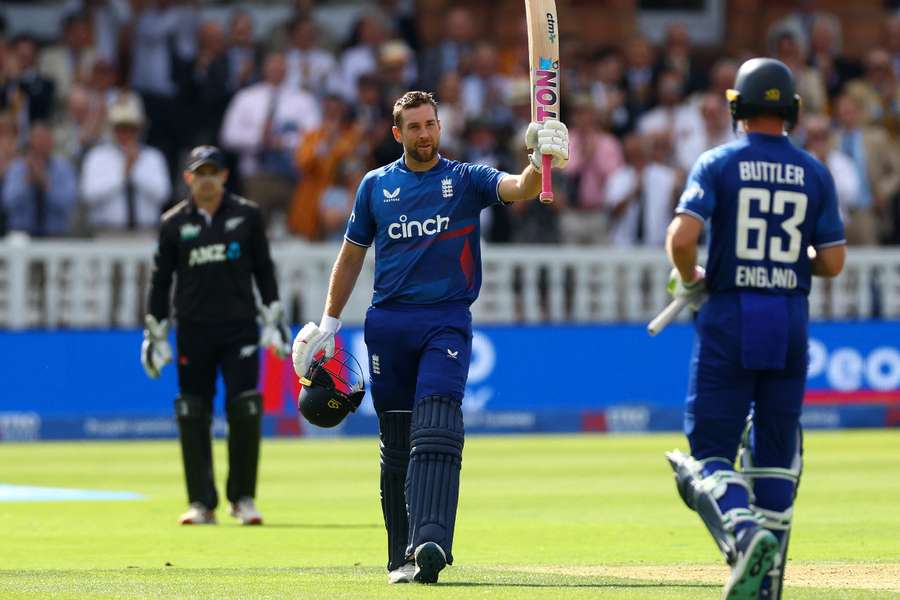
[291,91,568,584]
[664,59,846,599]
[141,145,292,526]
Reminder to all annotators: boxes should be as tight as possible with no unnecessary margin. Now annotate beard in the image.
[406,140,439,163]
[191,176,224,202]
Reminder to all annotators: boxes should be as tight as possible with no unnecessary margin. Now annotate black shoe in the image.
[413,542,447,584]
[722,526,779,600]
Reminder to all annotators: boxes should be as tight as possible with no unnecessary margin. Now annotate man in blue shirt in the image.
[665,59,846,599]
[292,90,568,584]
[2,123,77,237]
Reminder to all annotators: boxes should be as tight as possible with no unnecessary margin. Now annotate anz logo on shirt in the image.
[188,241,241,267]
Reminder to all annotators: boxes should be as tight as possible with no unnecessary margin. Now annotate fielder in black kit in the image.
[141,146,291,525]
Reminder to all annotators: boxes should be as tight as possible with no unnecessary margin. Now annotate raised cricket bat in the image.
[525,0,560,204]
[647,296,690,336]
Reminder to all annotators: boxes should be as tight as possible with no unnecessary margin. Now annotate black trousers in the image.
[175,319,262,507]
[176,319,259,405]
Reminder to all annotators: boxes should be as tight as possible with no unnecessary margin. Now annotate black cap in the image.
[186,145,226,172]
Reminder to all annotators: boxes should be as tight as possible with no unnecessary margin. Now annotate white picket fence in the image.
[1,237,898,329]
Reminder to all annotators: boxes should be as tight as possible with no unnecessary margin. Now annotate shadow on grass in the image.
[261,523,380,530]
[437,582,719,589]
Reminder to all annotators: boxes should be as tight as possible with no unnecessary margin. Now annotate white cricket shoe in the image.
[229,497,263,525]
[387,562,415,584]
[178,502,217,525]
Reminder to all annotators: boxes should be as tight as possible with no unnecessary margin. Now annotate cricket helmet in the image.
[298,349,365,428]
[726,58,800,130]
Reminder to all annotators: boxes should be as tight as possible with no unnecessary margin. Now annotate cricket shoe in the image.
[178,502,217,525]
[228,497,263,525]
[413,542,447,584]
[387,562,415,584]
[722,526,779,600]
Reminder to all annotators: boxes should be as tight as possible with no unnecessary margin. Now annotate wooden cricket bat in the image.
[525,0,560,204]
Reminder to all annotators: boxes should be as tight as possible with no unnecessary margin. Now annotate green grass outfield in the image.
[1,430,898,599]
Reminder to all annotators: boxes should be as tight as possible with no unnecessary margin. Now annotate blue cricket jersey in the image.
[677,133,845,296]
[345,156,506,306]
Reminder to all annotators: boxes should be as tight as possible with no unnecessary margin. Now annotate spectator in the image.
[319,160,365,242]
[562,99,623,245]
[418,6,476,93]
[654,23,707,97]
[284,16,340,96]
[2,122,78,237]
[637,69,700,142]
[589,48,629,136]
[707,58,739,101]
[10,35,56,127]
[0,113,18,187]
[888,15,900,81]
[461,42,511,126]
[181,21,230,149]
[340,12,389,101]
[772,30,827,115]
[52,84,105,167]
[379,39,417,105]
[622,36,656,121]
[675,92,734,173]
[286,95,361,239]
[354,72,387,132]
[434,72,466,158]
[80,96,171,234]
[61,0,130,64]
[377,0,419,53]
[220,51,321,227]
[833,93,900,244]
[807,13,861,100]
[845,49,900,137]
[605,132,679,247]
[129,0,199,181]
[803,114,860,224]
[225,10,262,94]
[39,12,97,108]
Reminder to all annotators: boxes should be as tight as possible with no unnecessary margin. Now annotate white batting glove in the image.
[291,316,340,378]
[258,300,292,358]
[525,119,569,171]
[667,266,707,311]
[141,314,172,379]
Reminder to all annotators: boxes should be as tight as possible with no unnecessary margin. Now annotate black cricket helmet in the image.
[726,58,801,130]
[298,349,365,428]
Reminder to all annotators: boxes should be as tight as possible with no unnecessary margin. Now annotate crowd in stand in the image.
[1,1,899,247]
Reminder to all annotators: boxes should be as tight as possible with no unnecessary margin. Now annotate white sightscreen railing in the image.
[0,238,898,329]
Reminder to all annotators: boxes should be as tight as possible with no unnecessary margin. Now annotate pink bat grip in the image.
[540,154,553,203]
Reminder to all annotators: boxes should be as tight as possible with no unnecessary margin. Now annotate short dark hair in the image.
[392,91,438,128]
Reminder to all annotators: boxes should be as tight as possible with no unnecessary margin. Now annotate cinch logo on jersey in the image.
[736,265,798,289]
[388,214,450,239]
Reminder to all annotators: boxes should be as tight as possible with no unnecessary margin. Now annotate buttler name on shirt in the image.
[738,161,805,185]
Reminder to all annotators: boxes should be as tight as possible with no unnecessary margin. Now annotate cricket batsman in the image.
[291,91,568,584]
[663,58,846,599]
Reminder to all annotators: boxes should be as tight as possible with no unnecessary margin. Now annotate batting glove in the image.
[141,314,172,379]
[525,119,569,171]
[291,315,340,378]
[667,266,707,311]
[258,300,292,358]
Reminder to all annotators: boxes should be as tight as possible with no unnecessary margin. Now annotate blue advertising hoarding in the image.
[1,322,898,440]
